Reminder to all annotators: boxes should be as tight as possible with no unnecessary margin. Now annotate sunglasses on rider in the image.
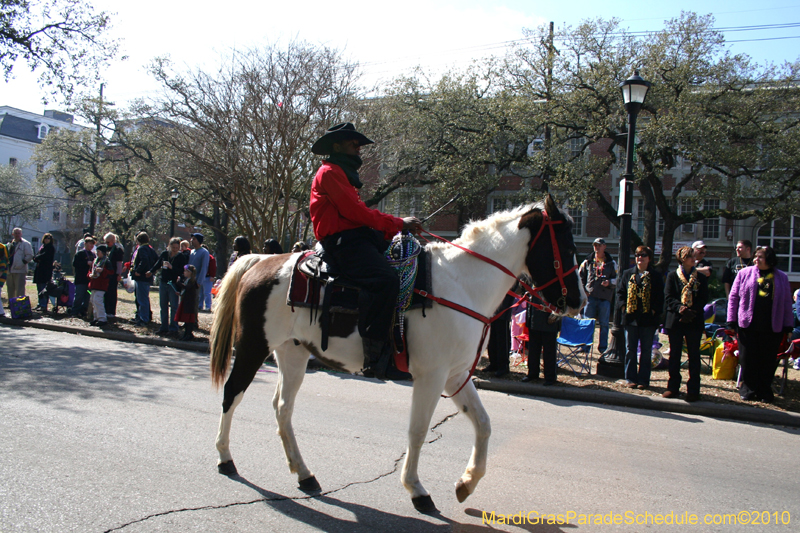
[635,253,648,258]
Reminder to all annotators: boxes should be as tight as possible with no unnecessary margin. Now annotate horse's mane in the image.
[425,201,548,253]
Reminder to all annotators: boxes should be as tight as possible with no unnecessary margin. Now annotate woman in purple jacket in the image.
[727,246,794,402]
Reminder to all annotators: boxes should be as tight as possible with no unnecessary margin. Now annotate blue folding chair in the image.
[556,317,595,377]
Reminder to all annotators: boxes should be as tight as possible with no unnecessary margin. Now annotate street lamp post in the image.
[597,70,651,372]
[170,188,179,238]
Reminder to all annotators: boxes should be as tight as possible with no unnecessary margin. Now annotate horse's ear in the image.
[544,194,559,217]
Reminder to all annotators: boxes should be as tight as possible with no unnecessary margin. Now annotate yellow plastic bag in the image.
[712,342,738,380]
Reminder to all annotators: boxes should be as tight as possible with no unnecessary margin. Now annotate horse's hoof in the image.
[412,494,438,514]
[455,479,471,503]
[217,461,238,476]
[298,475,321,492]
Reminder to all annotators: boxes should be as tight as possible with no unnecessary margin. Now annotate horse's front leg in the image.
[272,342,320,492]
[402,371,448,513]
[446,376,491,503]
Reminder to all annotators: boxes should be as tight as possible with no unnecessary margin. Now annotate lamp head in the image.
[171,188,179,200]
[620,70,651,114]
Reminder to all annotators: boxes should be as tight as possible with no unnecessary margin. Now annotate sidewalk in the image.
[3,315,800,429]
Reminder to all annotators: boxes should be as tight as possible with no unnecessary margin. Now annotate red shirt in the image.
[309,161,404,241]
[88,262,115,292]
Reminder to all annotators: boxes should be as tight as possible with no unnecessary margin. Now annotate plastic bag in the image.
[712,339,738,380]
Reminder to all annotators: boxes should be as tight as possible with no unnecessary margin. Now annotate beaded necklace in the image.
[626,270,651,314]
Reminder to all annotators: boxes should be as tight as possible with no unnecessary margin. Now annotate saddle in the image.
[287,243,432,364]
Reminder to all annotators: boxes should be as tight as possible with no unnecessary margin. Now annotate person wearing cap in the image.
[663,246,709,402]
[188,233,210,310]
[722,239,753,297]
[131,232,159,325]
[309,123,423,379]
[578,237,618,354]
[691,240,712,277]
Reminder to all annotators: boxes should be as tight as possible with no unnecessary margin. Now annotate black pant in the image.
[528,330,557,381]
[104,278,118,316]
[487,294,514,372]
[667,326,703,395]
[738,327,782,401]
[324,228,398,341]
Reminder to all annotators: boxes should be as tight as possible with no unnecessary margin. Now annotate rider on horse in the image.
[310,123,423,379]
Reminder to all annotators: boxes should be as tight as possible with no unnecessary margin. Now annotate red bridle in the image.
[414,209,578,397]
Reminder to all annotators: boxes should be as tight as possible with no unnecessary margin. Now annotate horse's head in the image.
[518,194,586,316]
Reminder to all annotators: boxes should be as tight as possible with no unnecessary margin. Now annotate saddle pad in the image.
[287,248,433,313]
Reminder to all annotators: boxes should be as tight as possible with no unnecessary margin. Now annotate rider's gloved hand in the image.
[402,217,423,235]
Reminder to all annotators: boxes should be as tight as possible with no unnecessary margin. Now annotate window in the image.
[702,199,720,240]
[488,196,510,214]
[384,190,426,219]
[9,157,17,167]
[636,199,645,236]
[757,216,799,273]
[31,237,39,249]
[568,205,584,236]
[680,198,695,234]
[38,124,49,139]
[527,138,544,157]
[53,211,60,222]
[568,137,584,159]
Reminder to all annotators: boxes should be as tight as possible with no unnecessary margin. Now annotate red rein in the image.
[415,211,577,398]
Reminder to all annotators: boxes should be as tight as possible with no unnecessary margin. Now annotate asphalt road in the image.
[1,325,798,532]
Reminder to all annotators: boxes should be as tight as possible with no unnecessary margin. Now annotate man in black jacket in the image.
[131,232,159,326]
[71,236,96,317]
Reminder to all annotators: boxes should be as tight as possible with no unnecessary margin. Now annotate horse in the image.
[209,194,586,512]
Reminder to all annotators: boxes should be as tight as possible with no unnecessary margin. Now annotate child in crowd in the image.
[173,264,199,341]
[88,245,115,327]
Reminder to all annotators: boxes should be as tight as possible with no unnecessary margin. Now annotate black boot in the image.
[180,323,195,341]
[362,338,391,380]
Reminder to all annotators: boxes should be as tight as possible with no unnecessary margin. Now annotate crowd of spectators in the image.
[484,238,797,404]
[0,226,796,403]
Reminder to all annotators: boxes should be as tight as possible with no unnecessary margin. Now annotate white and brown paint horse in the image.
[209,194,585,512]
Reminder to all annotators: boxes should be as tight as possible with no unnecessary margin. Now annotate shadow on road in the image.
[0,326,210,407]
[228,473,559,533]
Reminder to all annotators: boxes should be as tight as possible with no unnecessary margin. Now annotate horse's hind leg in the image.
[272,341,319,491]
[401,371,448,513]
[446,376,491,503]
[216,343,271,476]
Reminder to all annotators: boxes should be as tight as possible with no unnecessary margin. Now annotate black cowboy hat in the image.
[311,123,374,155]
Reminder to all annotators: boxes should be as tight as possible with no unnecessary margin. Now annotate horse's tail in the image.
[210,254,264,388]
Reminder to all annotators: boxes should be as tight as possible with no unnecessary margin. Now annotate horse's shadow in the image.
[229,475,575,532]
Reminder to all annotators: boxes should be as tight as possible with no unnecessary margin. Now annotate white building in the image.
[0,105,88,264]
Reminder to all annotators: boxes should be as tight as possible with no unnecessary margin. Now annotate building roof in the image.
[0,112,43,144]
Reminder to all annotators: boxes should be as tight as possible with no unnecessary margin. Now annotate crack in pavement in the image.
[427,411,459,444]
[105,411,461,531]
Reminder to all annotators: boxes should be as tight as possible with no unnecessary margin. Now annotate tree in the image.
[1,0,120,103]
[0,163,47,239]
[366,66,539,228]
[145,41,361,262]
[504,13,800,270]
[33,96,171,248]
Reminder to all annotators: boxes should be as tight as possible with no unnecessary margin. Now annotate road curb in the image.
[3,316,799,428]
[473,377,800,428]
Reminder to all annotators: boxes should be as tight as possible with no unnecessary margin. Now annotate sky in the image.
[3,0,800,124]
